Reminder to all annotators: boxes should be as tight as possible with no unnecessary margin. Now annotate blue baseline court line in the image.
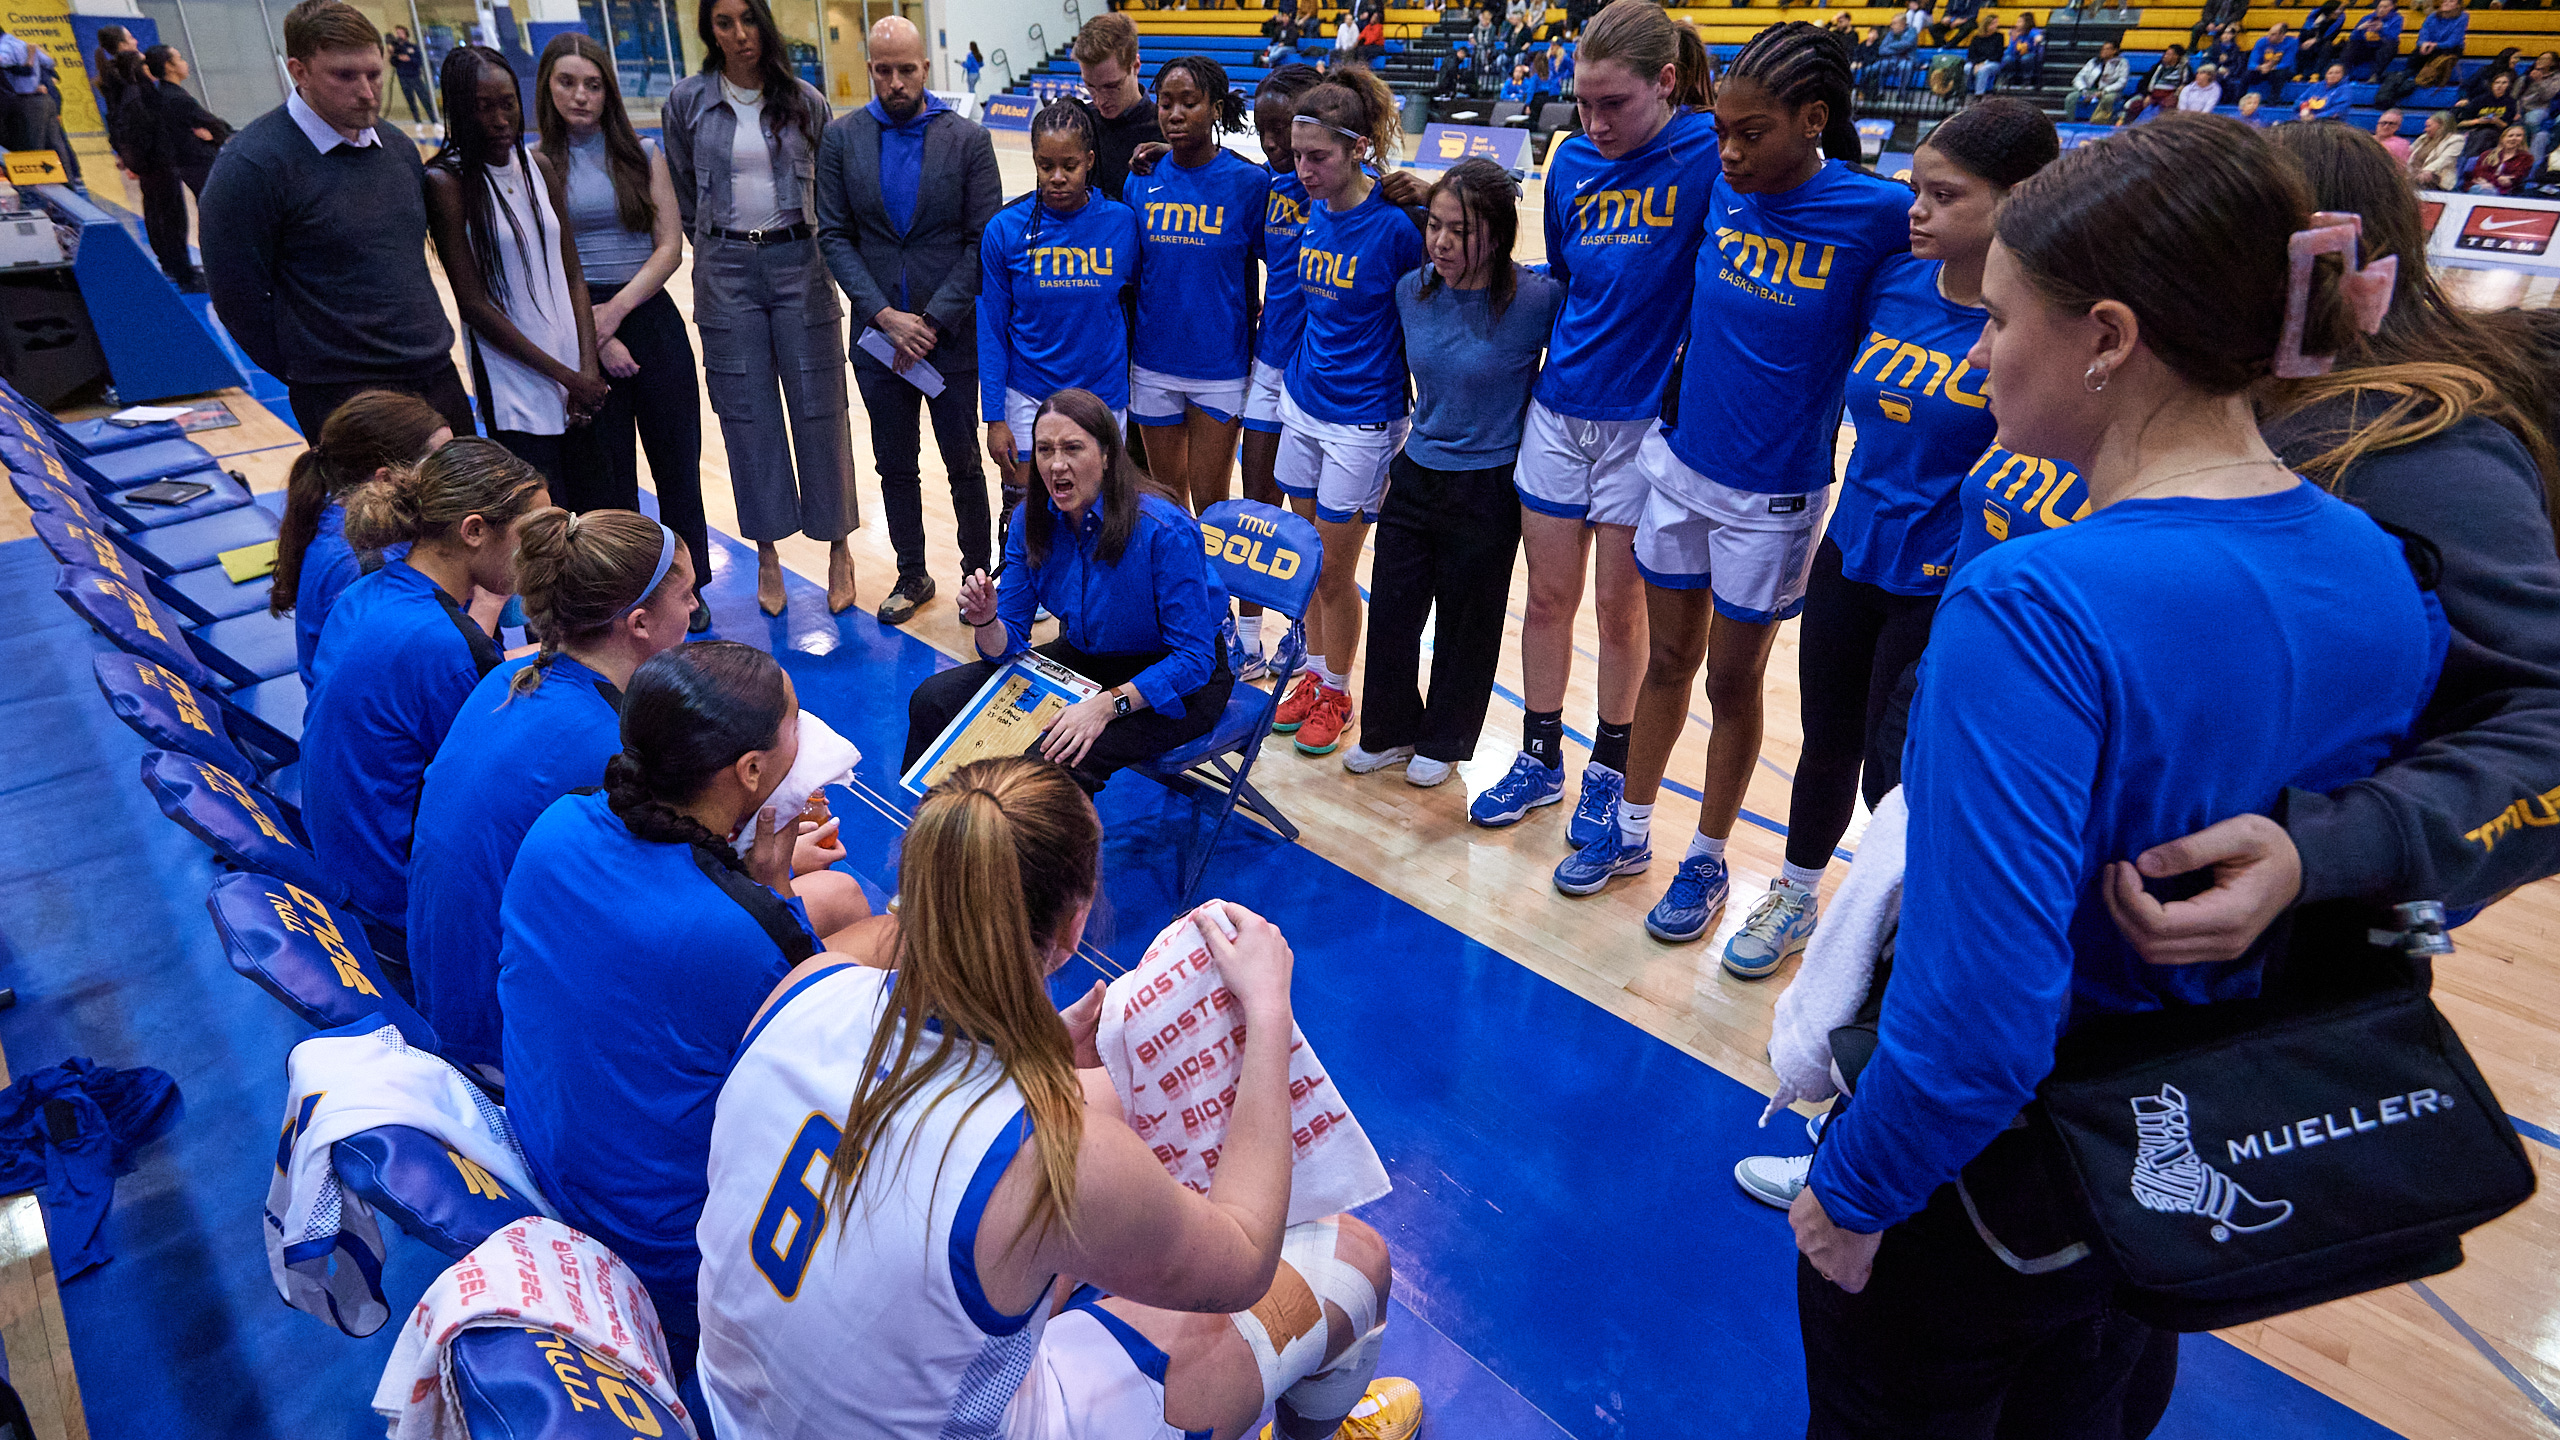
[2409,1279,2560,1429]
[2511,1112,2560,1151]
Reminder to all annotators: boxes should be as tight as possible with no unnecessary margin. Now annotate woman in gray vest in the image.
[537,33,712,633]
[664,0,861,615]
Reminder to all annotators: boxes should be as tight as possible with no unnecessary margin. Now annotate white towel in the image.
[370,1216,697,1440]
[263,1018,555,1337]
[1761,786,1908,1124]
[732,711,863,857]
[1097,905,1392,1225]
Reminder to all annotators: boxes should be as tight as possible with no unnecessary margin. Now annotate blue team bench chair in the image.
[31,505,272,623]
[451,1325,688,1440]
[54,558,298,690]
[207,870,437,1047]
[1135,498,1321,898]
[95,653,272,776]
[138,749,340,903]
[0,380,184,454]
[0,430,251,531]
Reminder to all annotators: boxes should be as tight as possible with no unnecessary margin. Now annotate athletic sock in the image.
[1780,861,1827,893]
[1242,610,1267,653]
[1317,663,1348,694]
[1524,709,1565,770]
[1685,832,1727,864]
[1591,718,1631,774]
[1617,798,1654,850]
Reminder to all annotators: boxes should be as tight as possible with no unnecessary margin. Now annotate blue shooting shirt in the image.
[1256,168,1314,370]
[994,490,1224,716]
[1811,482,2446,1234]
[406,655,624,1072]
[978,191,1140,419]
[1127,146,1268,383]
[293,501,411,691]
[497,790,815,1340]
[303,559,500,924]
[1397,266,1563,470]
[1538,107,1721,422]
[1834,256,1994,595]
[1285,181,1427,425]
[869,92,947,243]
[1664,159,1911,497]
[1949,444,2089,573]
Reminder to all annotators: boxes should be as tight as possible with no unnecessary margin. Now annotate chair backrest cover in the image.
[54,564,224,692]
[448,1325,687,1439]
[206,871,436,1047]
[8,461,97,526]
[139,750,342,901]
[29,508,143,587]
[1195,499,1322,619]
[95,653,257,774]
[332,1125,535,1259]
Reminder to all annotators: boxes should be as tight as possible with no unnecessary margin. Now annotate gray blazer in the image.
[815,104,1003,374]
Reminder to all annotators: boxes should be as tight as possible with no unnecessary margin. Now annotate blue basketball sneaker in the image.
[1722,881,1819,979]
[1568,763,1624,850]
[1469,752,1564,828]
[1553,829,1651,896]
[1644,853,1729,943]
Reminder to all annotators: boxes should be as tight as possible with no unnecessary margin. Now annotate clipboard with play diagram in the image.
[898,650,1102,796]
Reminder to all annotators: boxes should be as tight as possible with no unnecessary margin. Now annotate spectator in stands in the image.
[2201,23,2245,83]
[1929,0,1982,48]
[2189,0,2249,50]
[1881,14,1919,60]
[817,15,999,629]
[2244,21,2297,100]
[0,25,46,156]
[388,24,433,123]
[2180,62,2224,109]
[145,48,230,203]
[2414,0,2466,64]
[2123,42,2189,123]
[1900,0,1933,41]
[201,0,480,440]
[90,25,137,118]
[907,389,1231,790]
[2297,61,2354,118]
[2299,0,2348,76]
[1336,10,1359,67]
[1072,14,1160,201]
[269,390,453,690]
[2235,90,2271,123]
[2373,105,2414,157]
[1965,18,2008,97]
[2341,12,2397,80]
[2462,45,2519,102]
[962,41,983,92]
[2371,0,2408,56]
[2408,106,2464,182]
[2456,67,2517,155]
[2470,121,2533,190]
[2518,50,2558,125]
[2067,40,2128,121]
[106,55,185,286]
[1473,3,1499,58]
[1827,12,1858,42]
[1996,12,2042,90]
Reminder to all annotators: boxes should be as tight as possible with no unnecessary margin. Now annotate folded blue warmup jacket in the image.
[0,1058,182,1278]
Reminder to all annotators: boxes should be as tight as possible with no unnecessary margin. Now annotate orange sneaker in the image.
[1258,1378,1423,1440]
[1293,687,1354,756]
[1271,672,1325,733]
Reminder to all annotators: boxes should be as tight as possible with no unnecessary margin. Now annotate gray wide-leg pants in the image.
[692,234,860,543]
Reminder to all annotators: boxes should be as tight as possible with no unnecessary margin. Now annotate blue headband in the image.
[613,522,679,619]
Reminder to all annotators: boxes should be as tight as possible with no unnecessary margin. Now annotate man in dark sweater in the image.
[199,0,474,439]
[1070,12,1161,201]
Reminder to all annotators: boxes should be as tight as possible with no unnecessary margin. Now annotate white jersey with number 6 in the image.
[695,962,1052,1440]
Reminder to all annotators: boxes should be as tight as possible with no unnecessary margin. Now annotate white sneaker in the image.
[1734,1153,1813,1210]
[1406,755,1453,787]
[1342,742,1415,775]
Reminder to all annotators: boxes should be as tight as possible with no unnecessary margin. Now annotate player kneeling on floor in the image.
[695,755,1420,1440]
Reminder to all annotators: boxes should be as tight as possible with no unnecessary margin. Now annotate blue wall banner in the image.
[983,92,1034,130]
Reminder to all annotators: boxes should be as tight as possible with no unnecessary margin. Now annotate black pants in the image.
[287,361,477,443]
[1800,1180,2176,1439]
[855,362,992,580]
[397,69,435,123]
[903,640,1232,790]
[564,285,711,593]
[1360,454,1520,762]
[492,429,567,492]
[135,165,195,283]
[1787,536,1938,872]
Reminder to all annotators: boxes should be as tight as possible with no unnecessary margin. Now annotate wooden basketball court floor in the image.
[13,133,2557,1437]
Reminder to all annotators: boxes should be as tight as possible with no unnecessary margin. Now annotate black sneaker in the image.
[876,573,936,626]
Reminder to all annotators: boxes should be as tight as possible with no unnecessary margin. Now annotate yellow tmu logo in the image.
[1028,245,1114,277]
[1301,247,1360,290]
[1716,227,1837,291]
[1852,331,1990,411]
[1574,185,1678,231]
[1146,202,1227,235]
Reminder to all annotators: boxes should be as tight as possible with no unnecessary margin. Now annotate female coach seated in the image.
[496,640,870,1368]
[902,388,1233,792]
[695,756,1419,1440]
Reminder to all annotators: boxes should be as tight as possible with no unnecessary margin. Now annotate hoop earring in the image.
[2084,363,2110,394]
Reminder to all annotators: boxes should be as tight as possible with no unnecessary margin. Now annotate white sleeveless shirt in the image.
[473,153,578,436]
[695,963,1058,1440]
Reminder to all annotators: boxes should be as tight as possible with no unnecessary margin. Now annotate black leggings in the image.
[1786,536,1939,872]
[902,640,1232,791]
[135,165,194,283]
[563,285,711,593]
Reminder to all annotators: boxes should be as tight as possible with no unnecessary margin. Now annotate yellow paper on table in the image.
[219,541,278,584]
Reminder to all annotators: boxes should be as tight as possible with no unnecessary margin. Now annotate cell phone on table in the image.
[123,479,214,506]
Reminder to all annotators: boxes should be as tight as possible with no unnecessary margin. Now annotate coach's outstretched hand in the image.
[958,569,1000,628]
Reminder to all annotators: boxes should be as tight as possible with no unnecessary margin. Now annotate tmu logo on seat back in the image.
[1200,514,1303,582]
[2457,205,2559,256]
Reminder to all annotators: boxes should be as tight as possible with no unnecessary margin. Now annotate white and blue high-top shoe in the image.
[1722,880,1818,978]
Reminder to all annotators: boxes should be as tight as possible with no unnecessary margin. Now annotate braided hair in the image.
[1729,21,1864,165]
[603,641,793,875]
[1155,55,1247,133]
[1030,97,1099,156]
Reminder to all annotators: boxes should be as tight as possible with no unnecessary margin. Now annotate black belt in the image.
[703,223,813,245]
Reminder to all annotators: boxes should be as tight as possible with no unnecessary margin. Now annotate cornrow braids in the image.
[1730,21,1864,164]
[1156,54,1247,132]
[1031,97,1099,155]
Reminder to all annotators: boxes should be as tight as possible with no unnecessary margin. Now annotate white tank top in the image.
[474,153,578,436]
[696,963,1058,1440]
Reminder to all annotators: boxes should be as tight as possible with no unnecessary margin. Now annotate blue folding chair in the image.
[1135,499,1321,898]
[207,871,438,1048]
[451,1325,686,1439]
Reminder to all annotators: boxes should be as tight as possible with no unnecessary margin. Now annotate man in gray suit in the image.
[818,15,1002,626]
